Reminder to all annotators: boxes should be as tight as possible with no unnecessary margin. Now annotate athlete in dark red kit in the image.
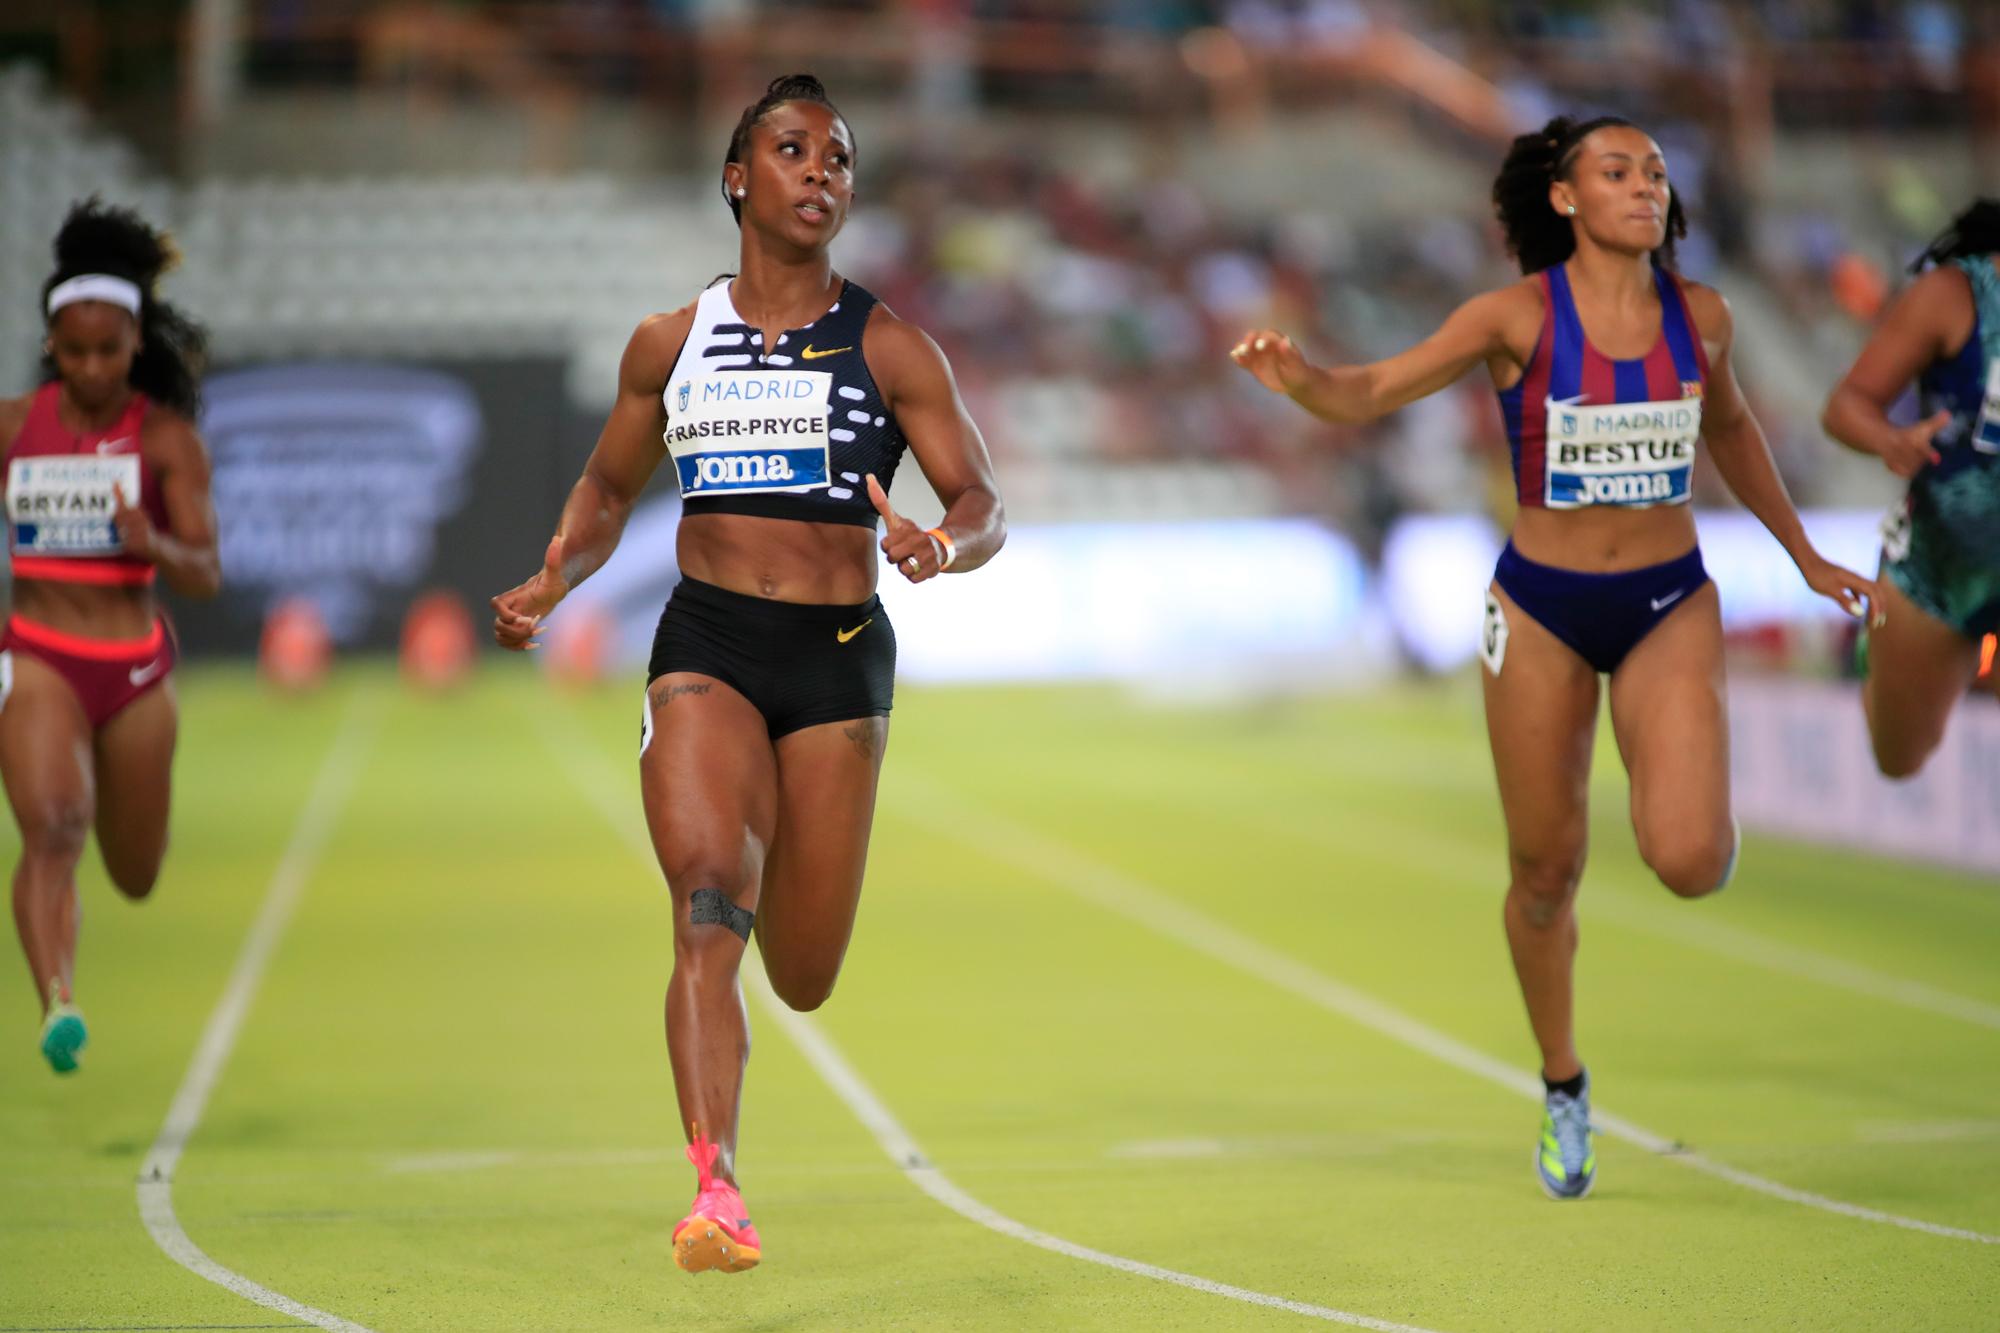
[1,200,220,1074]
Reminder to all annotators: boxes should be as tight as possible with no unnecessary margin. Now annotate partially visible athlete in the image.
[1822,198,2000,775]
[1232,116,1875,1200]
[491,74,1003,1272]
[1,200,220,1073]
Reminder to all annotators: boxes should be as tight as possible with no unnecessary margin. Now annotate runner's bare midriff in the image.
[1510,504,1700,573]
[677,511,879,604]
[9,578,157,641]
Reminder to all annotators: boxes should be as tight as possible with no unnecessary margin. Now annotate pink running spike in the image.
[673,1129,761,1273]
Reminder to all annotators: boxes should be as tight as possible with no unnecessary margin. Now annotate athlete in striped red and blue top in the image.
[1232,115,1876,1201]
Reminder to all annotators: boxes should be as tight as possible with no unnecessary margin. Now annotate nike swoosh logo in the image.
[1650,589,1686,612]
[128,658,166,687]
[96,436,134,454]
[800,344,852,361]
[836,619,872,643]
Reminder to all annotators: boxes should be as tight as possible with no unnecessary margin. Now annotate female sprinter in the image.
[491,74,1003,1272]
[1,200,220,1074]
[1822,198,2000,776]
[1231,116,1875,1200]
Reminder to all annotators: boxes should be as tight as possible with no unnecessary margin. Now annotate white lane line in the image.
[1854,1120,2000,1146]
[384,1151,523,1174]
[748,967,1442,1332]
[535,712,1448,1332]
[1575,890,2000,1032]
[138,691,382,1333]
[382,1147,682,1175]
[902,784,2000,1248]
[1184,782,2000,1032]
[1107,1138,1230,1160]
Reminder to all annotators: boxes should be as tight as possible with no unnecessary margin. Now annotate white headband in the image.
[46,273,143,319]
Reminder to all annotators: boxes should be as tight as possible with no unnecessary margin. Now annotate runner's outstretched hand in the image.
[492,535,569,650]
[1229,329,1316,399]
[1798,551,1884,628]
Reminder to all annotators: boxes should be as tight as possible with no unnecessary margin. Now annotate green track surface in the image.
[2,663,1995,1330]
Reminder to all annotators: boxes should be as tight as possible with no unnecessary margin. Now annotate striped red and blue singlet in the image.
[1498,262,1711,510]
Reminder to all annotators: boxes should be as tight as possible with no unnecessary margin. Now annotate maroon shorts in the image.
[0,614,176,729]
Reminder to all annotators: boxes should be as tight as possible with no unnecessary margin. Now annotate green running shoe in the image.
[1536,1072,1595,1200]
[39,982,87,1075]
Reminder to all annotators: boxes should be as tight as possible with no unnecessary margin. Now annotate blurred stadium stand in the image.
[3,2,1997,608]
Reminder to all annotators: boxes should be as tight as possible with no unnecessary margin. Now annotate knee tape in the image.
[688,887,754,941]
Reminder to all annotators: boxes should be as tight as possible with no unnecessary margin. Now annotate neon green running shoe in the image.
[39,982,87,1075]
[1536,1072,1595,1200]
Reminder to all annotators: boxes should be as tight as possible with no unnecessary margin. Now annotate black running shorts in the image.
[644,576,896,740]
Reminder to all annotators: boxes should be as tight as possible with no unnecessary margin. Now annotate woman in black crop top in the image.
[490,74,1003,1275]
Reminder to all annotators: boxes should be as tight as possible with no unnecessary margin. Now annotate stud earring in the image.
[1565,205,1576,216]
[735,187,747,198]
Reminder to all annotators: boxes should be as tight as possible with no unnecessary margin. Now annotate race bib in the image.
[7,454,139,556]
[1880,496,1913,564]
[1969,358,2000,455]
[1543,395,1701,509]
[663,370,832,497]
[1479,589,1509,677]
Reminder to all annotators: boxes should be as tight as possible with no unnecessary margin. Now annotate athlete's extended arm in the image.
[118,411,220,599]
[1229,288,1528,425]
[863,312,1004,583]
[1695,288,1880,620]
[1821,266,1962,480]
[492,313,683,650]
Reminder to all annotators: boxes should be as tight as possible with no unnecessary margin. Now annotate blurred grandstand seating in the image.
[5,2,1997,532]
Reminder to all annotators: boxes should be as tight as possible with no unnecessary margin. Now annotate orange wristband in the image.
[926,527,957,571]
